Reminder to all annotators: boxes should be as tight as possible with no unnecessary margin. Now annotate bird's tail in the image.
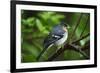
[36,48,46,61]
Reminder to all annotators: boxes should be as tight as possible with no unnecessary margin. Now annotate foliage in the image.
[21,10,90,62]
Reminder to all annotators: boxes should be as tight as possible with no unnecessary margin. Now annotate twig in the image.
[69,13,83,43]
[47,33,90,61]
[81,42,90,51]
[47,43,89,61]
[70,44,89,59]
[72,33,90,44]
[80,15,89,37]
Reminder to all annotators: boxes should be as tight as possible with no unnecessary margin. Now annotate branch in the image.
[72,33,90,44]
[47,43,89,61]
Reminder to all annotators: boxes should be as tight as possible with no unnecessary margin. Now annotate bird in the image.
[36,22,70,61]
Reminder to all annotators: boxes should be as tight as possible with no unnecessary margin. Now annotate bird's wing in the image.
[43,33,63,49]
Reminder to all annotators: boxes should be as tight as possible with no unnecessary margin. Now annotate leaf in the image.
[26,17,35,27]
[64,50,84,60]
[35,19,49,34]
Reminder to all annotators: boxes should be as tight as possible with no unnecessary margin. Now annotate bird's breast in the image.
[55,32,68,46]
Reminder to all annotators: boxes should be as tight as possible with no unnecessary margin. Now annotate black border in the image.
[10,0,97,73]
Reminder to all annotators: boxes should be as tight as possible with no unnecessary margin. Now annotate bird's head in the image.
[60,22,70,32]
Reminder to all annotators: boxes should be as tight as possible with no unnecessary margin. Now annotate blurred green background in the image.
[21,10,90,63]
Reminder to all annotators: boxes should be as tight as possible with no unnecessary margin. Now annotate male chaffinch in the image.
[37,22,70,61]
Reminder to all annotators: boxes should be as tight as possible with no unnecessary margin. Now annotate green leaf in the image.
[26,17,35,27]
[64,50,84,60]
